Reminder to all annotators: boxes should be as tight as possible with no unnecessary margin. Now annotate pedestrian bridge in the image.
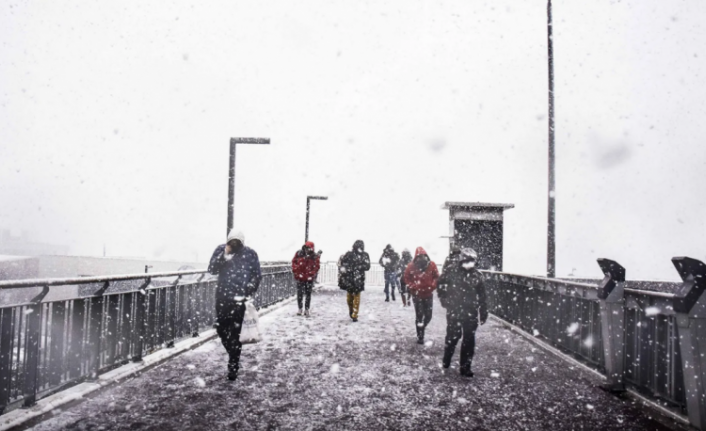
[0,259,704,430]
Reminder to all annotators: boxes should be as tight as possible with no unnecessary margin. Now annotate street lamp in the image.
[227,137,270,236]
[546,0,556,278]
[305,196,328,242]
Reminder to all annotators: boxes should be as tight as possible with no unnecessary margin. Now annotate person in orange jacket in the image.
[404,247,439,344]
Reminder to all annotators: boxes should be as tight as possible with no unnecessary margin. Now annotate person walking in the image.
[403,247,439,344]
[291,241,322,317]
[338,240,371,322]
[437,247,488,377]
[398,249,413,307]
[379,244,400,302]
[207,229,262,381]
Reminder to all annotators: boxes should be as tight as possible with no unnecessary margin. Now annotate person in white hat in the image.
[207,229,262,381]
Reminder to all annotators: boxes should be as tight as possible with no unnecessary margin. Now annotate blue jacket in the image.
[208,244,262,301]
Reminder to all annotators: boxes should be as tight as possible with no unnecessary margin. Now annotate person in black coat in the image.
[398,249,413,307]
[437,247,488,377]
[207,230,262,381]
[379,244,400,302]
[338,240,371,322]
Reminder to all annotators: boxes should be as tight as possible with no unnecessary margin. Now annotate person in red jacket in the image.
[404,247,439,344]
[291,241,321,317]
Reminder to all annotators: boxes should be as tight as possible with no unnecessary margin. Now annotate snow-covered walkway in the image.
[31,285,678,431]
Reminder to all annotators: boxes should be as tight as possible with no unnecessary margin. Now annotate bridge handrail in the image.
[0,263,297,415]
[0,264,288,290]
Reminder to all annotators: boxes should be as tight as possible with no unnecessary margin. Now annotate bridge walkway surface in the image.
[28,286,681,431]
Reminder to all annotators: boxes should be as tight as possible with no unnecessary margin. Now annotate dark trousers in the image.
[297,280,314,310]
[413,297,434,340]
[215,300,247,372]
[444,313,479,371]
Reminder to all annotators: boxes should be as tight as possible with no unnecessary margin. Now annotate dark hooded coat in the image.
[338,240,371,294]
[437,258,488,321]
[378,245,400,275]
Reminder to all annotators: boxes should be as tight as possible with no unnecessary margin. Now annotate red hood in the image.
[305,241,315,250]
[414,247,428,258]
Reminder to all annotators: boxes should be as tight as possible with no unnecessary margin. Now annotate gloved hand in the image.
[317,250,323,256]
[480,311,488,325]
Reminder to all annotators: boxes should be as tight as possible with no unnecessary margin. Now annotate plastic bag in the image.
[239,301,261,344]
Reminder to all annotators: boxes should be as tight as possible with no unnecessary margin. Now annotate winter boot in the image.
[297,309,303,316]
[416,326,425,344]
[227,358,239,381]
[305,309,311,318]
[460,364,474,378]
[442,351,453,369]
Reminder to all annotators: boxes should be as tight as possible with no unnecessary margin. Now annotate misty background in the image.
[1,0,704,280]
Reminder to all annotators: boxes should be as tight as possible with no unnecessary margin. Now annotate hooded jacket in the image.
[208,243,262,301]
[399,250,413,274]
[292,241,321,282]
[437,256,488,321]
[403,247,439,299]
[338,240,371,293]
[378,245,400,275]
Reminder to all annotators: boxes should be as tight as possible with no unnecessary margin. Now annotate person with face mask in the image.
[437,247,488,377]
[398,249,413,307]
[292,241,322,317]
[378,244,400,302]
[207,229,262,381]
[337,240,371,322]
[403,247,439,344]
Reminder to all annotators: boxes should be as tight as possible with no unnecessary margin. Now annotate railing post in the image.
[192,275,205,337]
[132,278,150,362]
[0,307,12,413]
[672,256,706,430]
[22,285,50,407]
[596,258,626,392]
[88,282,110,379]
[166,276,181,348]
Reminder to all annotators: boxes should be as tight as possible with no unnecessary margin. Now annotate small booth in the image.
[442,202,514,271]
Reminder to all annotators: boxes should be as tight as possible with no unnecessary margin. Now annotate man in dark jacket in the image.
[398,249,413,307]
[208,230,262,381]
[338,240,370,322]
[437,247,488,377]
[379,244,400,302]
[292,241,322,317]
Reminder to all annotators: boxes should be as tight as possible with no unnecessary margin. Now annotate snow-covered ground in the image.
[30,285,680,431]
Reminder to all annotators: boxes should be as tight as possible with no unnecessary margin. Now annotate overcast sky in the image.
[1,0,705,280]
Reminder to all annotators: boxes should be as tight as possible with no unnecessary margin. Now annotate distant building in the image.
[0,230,69,256]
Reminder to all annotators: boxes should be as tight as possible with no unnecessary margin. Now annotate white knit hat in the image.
[227,229,245,244]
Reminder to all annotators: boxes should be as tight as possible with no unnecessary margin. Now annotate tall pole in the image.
[305,198,311,243]
[227,141,236,236]
[547,0,556,278]
[226,138,270,237]
[304,196,328,243]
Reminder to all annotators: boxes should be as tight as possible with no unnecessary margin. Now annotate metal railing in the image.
[316,262,385,286]
[483,257,706,429]
[0,264,295,414]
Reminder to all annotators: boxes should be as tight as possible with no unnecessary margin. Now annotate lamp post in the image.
[305,196,328,242]
[227,137,270,236]
[546,0,556,278]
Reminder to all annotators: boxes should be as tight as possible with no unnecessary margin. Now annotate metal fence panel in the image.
[484,271,685,410]
[0,264,295,413]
